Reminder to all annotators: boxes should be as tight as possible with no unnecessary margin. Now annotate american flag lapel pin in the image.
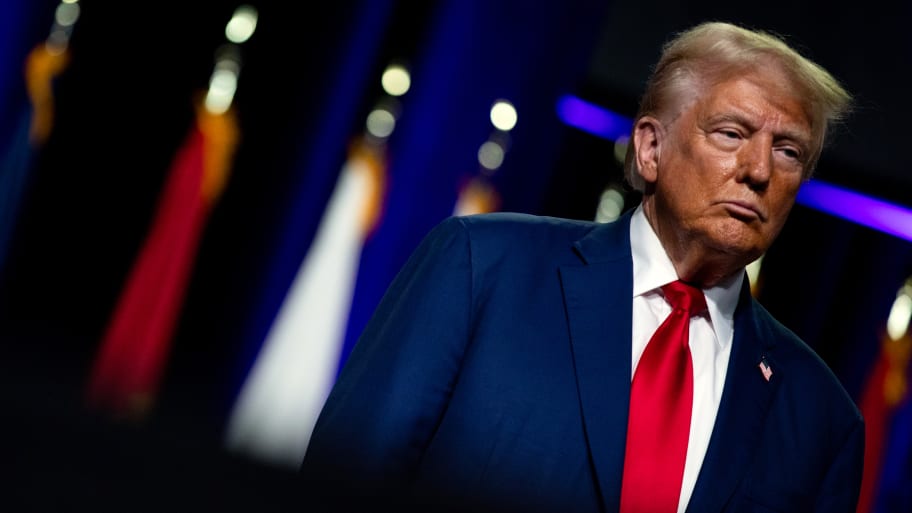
[758,356,773,382]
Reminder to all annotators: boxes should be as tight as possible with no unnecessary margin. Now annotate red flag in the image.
[86,102,239,419]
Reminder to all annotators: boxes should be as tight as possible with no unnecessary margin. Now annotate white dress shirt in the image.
[629,205,743,513]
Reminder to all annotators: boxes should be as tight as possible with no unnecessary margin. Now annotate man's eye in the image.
[719,130,740,139]
[780,148,801,160]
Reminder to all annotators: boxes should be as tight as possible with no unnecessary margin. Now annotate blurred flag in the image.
[453,174,499,216]
[857,330,911,513]
[226,136,386,467]
[0,43,69,272]
[873,375,912,512]
[86,101,239,420]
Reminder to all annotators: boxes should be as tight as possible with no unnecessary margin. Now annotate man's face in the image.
[639,69,814,267]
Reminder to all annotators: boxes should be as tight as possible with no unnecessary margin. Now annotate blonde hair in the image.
[623,21,852,191]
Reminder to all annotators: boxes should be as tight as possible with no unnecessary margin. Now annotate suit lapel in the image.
[559,214,633,513]
[685,281,782,513]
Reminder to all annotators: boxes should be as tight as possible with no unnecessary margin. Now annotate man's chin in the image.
[704,232,765,263]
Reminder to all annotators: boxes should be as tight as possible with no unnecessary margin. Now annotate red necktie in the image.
[620,280,707,513]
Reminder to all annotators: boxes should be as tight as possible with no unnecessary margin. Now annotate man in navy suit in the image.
[302,21,863,513]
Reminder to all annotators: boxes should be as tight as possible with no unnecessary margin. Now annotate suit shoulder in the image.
[454,212,598,242]
[424,213,601,268]
[752,300,861,421]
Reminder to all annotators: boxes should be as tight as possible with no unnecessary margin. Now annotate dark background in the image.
[2,0,911,511]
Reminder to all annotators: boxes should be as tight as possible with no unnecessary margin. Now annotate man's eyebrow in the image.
[704,112,758,130]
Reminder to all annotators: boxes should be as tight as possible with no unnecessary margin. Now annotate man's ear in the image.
[633,116,664,185]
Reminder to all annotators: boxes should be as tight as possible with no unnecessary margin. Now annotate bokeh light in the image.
[226,5,258,44]
[381,65,411,97]
[478,140,505,170]
[490,100,517,131]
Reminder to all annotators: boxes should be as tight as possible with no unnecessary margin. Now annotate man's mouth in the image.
[720,200,765,222]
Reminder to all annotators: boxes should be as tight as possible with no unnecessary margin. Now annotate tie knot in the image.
[661,280,707,316]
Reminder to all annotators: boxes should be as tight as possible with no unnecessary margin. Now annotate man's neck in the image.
[640,200,749,288]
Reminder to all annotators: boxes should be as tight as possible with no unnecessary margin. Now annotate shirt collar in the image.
[630,204,743,349]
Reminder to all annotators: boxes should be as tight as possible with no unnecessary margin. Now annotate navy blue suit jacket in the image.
[302,211,863,512]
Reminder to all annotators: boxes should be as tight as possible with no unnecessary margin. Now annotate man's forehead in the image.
[695,73,815,137]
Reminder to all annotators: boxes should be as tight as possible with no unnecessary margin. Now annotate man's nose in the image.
[737,139,772,190]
